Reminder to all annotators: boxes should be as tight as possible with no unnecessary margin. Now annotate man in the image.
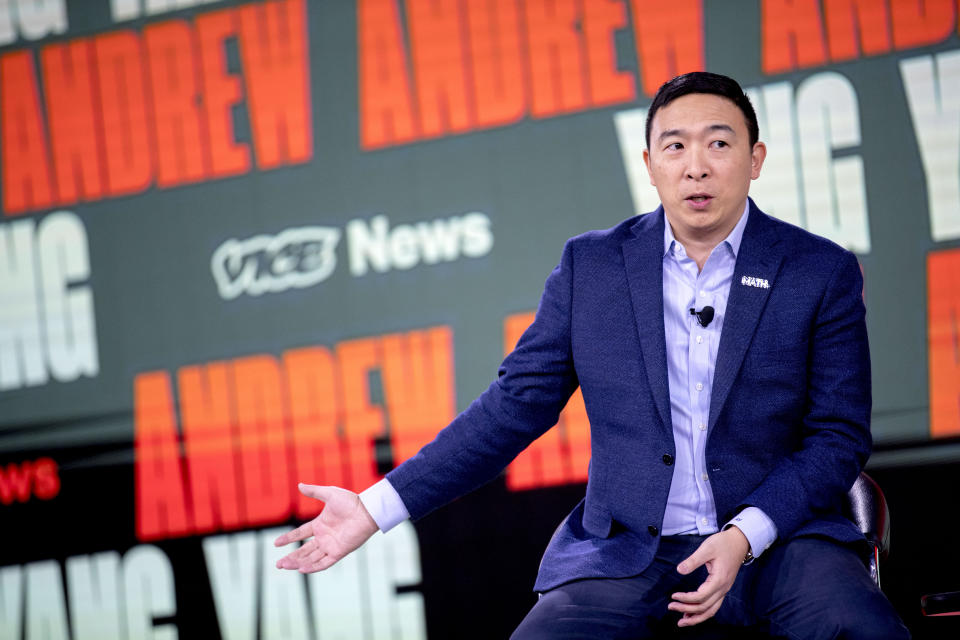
[275,72,910,638]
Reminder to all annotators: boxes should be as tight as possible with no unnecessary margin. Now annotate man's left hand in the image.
[669,527,750,627]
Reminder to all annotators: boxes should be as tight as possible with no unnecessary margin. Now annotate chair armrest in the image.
[921,591,960,616]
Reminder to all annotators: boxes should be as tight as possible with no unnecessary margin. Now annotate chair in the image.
[844,471,890,589]
[842,476,960,621]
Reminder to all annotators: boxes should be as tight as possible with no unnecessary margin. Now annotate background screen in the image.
[1,1,958,638]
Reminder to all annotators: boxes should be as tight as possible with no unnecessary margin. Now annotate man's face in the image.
[643,93,766,245]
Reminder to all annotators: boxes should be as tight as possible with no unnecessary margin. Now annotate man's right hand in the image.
[273,484,379,573]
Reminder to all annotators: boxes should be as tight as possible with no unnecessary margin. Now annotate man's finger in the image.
[669,587,725,614]
[298,483,334,502]
[677,597,725,627]
[275,538,314,569]
[671,572,721,603]
[276,553,303,570]
[274,522,315,547]
[670,591,703,604]
[287,539,318,563]
[299,554,339,574]
[303,546,328,568]
[677,542,712,575]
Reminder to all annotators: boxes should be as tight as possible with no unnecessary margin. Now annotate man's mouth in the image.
[685,194,713,207]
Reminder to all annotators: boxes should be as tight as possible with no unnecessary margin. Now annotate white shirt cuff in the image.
[723,506,778,561]
[359,478,410,533]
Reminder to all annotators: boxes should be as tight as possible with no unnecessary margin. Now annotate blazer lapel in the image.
[708,203,784,430]
[621,208,672,434]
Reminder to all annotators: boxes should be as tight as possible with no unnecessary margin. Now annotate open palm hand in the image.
[273,484,379,573]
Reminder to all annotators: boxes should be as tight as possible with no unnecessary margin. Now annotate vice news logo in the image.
[211,213,493,300]
[211,226,341,300]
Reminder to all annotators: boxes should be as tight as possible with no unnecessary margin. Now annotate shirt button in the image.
[662,454,674,466]
[702,473,709,481]
[696,335,703,344]
[696,383,704,391]
[648,525,659,536]
[701,517,708,526]
[699,423,707,431]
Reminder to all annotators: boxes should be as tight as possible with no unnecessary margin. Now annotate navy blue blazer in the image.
[387,200,872,592]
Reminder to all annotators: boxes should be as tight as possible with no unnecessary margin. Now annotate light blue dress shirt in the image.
[361,202,777,557]
[659,202,777,557]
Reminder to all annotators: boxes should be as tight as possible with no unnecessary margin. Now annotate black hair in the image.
[645,72,759,149]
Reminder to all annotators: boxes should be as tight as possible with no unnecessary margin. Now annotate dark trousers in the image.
[511,535,910,639]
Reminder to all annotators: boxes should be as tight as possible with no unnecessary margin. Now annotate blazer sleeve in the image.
[385,239,581,520]
[738,249,872,539]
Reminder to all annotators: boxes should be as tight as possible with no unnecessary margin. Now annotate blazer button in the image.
[662,454,674,466]
[648,525,659,536]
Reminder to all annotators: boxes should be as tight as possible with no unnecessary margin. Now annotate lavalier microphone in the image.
[690,305,715,328]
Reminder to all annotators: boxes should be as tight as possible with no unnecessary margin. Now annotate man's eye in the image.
[712,140,728,148]
[666,142,683,151]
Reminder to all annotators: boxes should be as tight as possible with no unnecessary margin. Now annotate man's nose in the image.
[685,148,709,179]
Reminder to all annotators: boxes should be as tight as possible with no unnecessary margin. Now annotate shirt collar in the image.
[663,200,750,259]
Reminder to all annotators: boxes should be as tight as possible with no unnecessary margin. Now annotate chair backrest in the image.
[844,471,890,588]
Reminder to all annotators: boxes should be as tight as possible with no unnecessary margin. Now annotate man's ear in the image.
[750,142,767,180]
[643,148,656,186]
